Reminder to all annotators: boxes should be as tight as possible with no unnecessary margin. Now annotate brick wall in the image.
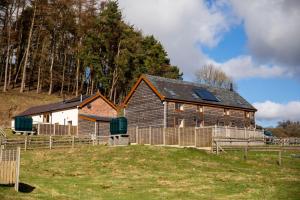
[80,97,117,117]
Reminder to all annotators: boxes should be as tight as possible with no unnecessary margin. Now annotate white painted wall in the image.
[51,108,78,125]
[32,115,43,124]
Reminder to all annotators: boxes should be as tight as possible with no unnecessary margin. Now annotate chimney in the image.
[80,94,83,102]
[230,83,233,91]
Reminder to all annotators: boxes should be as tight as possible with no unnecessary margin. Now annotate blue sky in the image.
[118,0,300,127]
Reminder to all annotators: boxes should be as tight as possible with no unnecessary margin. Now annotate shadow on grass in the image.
[19,182,35,193]
[0,183,35,193]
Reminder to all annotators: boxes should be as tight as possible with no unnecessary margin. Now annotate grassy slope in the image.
[0,90,70,127]
[0,145,300,200]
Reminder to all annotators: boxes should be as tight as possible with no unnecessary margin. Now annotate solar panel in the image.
[193,88,219,102]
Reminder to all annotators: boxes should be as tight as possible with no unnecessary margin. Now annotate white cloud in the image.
[118,0,300,80]
[229,0,300,75]
[215,55,289,79]
[253,101,300,121]
[118,0,232,79]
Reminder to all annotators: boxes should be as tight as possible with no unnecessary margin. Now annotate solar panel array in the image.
[193,88,219,102]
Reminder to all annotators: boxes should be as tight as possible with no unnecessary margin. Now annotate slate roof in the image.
[79,114,113,122]
[15,95,92,117]
[145,74,256,111]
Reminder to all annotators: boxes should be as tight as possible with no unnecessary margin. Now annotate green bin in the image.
[15,116,33,132]
[110,117,127,135]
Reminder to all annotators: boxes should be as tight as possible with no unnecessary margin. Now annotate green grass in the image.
[1,145,300,200]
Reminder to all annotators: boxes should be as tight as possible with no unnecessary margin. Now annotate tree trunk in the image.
[75,39,81,96]
[36,39,45,93]
[48,43,55,95]
[60,51,67,96]
[20,2,36,93]
[3,3,12,92]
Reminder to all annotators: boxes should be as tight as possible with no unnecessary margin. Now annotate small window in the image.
[175,103,184,111]
[87,103,92,109]
[245,112,250,118]
[230,121,235,127]
[179,119,184,128]
[195,118,203,127]
[224,109,230,116]
[174,117,184,127]
[43,114,50,123]
[218,121,225,126]
[196,105,203,112]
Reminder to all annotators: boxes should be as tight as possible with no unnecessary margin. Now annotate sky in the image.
[117,0,300,127]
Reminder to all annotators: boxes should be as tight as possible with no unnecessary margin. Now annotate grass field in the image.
[0,145,300,200]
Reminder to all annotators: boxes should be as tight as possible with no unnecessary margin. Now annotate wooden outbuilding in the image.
[122,74,257,129]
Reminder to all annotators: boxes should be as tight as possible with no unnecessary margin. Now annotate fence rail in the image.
[0,147,20,191]
[1,135,112,150]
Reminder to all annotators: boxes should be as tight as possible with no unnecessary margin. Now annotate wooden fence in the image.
[213,126,265,146]
[0,135,129,150]
[35,124,77,136]
[0,147,20,191]
[127,126,265,148]
[127,126,213,148]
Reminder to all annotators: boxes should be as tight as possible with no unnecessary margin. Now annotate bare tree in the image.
[20,1,36,93]
[195,64,235,90]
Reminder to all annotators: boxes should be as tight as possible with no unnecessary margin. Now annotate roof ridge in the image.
[144,74,233,92]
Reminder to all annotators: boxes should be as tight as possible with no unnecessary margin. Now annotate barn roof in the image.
[123,74,257,111]
[15,95,92,117]
[15,91,117,117]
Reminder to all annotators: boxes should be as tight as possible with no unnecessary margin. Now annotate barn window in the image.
[224,109,230,116]
[179,119,184,128]
[175,103,184,111]
[195,118,203,127]
[174,117,184,127]
[245,112,250,118]
[43,114,50,123]
[87,103,92,109]
[196,105,203,112]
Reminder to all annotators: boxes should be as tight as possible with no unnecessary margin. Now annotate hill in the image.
[0,90,70,127]
[0,145,299,199]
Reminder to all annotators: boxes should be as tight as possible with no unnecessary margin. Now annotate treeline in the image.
[268,120,300,137]
[0,0,182,103]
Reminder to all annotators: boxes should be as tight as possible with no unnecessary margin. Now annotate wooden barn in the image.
[122,74,257,129]
[12,91,118,136]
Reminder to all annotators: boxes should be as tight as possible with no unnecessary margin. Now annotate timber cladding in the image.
[78,118,95,136]
[125,81,164,127]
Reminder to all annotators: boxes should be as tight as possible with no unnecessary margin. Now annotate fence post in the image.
[68,124,71,136]
[244,144,248,160]
[136,126,138,144]
[163,127,166,146]
[72,136,75,148]
[49,136,52,149]
[178,127,181,146]
[244,127,247,139]
[194,127,197,147]
[149,126,152,145]
[216,141,219,155]
[53,124,56,135]
[14,147,20,192]
[37,123,40,135]
[24,136,27,151]
[278,150,282,166]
